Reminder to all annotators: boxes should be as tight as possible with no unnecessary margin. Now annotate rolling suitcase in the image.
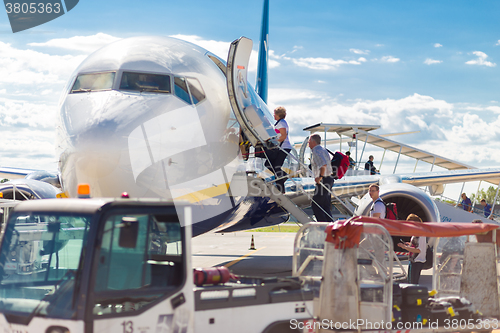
[400,283,429,306]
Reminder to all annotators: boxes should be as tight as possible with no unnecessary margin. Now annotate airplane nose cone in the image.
[59,121,137,198]
[59,92,191,199]
[73,128,122,179]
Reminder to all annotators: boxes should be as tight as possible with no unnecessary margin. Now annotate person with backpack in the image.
[264,106,292,193]
[398,214,426,284]
[328,150,350,180]
[308,134,334,222]
[368,184,386,218]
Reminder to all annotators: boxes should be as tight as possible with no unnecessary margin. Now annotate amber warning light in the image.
[77,184,90,198]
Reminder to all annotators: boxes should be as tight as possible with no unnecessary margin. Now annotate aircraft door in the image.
[227,37,278,148]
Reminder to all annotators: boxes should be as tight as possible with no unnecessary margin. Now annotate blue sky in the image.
[0,0,499,198]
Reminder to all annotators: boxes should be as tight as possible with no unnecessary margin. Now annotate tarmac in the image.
[191,229,433,289]
[192,230,297,277]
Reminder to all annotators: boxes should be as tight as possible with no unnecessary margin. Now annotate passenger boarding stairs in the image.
[226,37,354,225]
[245,175,313,225]
[332,197,356,217]
[244,164,356,224]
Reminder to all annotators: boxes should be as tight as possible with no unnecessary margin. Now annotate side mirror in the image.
[119,217,139,248]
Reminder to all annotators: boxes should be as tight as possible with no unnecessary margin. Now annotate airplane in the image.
[1,0,500,236]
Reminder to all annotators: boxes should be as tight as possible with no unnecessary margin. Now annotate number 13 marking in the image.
[121,320,133,333]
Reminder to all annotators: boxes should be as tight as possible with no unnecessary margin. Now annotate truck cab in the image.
[0,198,193,333]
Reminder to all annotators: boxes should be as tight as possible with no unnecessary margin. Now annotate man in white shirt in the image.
[368,184,386,218]
[308,134,334,222]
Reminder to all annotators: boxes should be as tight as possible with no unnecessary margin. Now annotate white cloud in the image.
[424,58,442,65]
[292,57,362,70]
[0,41,85,86]
[434,43,443,48]
[268,90,500,166]
[170,34,230,60]
[28,33,121,53]
[172,34,280,72]
[465,51,496,67]
[380,56,400,63]
[487,106,500,113]
[496,40,500,46]
[350,48,370,55]
[358,57,367,62]
[0,97,58,170]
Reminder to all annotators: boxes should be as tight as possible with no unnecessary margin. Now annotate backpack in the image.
[422,245,434,270]
[375,198,399,220]
[328,150,350,180]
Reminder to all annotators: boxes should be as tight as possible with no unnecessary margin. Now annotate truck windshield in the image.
[0,212,91,320]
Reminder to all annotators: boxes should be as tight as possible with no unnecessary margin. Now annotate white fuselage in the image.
[57,37,243,229]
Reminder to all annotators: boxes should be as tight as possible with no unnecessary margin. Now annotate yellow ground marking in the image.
[224,246,267,268]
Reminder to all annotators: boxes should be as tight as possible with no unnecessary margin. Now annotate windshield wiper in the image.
[71,88,92,93]
[27,269,76,321]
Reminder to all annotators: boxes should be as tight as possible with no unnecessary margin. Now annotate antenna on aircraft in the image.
[255,0,269,103]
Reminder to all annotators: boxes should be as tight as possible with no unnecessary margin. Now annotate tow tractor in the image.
[0,198,314,333]
[0,197,499,333]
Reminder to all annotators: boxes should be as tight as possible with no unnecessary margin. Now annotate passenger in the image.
[458,193,472,212]
[398,214,426,284]
[308,134,334,222]
[480,199,493,219]
[368,184,385,218]
[264,106,292,193]
[346,151,355,169]
[364,155,378,175]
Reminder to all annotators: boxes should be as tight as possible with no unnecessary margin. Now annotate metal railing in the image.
[432,193,500,221]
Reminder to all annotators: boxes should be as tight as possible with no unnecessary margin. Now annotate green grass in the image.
[246,225,301,232]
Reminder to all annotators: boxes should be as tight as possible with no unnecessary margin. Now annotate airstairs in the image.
[244,176,313,224]
[332,197,356,217]
[227,37,351,225]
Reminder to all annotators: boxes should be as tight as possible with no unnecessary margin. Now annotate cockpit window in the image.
[71,72,115,93]
[174,76,206,105]
[174,76,191,104]
[186,78,206,104]
[120,72,171,93]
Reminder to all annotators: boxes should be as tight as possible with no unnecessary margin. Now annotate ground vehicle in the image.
[293,218,500,333]
[2,198,499,333]
[0,198,313,333]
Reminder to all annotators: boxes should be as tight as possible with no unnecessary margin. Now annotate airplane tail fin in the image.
[255,0,269,103]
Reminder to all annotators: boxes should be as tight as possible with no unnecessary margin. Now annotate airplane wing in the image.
[0,167,61,199]
[398,168,500,187]
[0,167,37,180]
[288,168,500,198]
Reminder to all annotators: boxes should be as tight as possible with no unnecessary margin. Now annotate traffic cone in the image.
[249,235,256,250]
